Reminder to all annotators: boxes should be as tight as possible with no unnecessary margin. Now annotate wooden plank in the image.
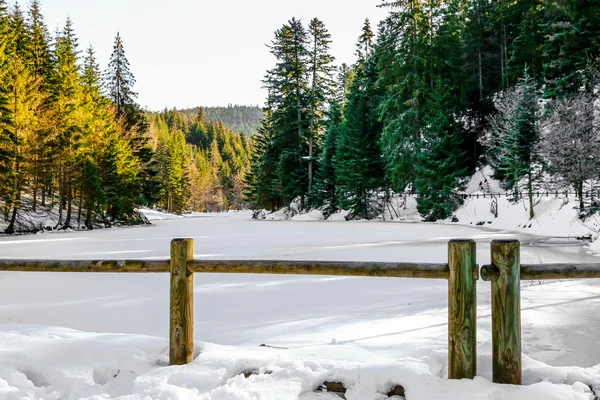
[490,240,522,385]
[481,263,600,281]
[0,259,449,279]
[521,264,600,280]
[169,239,194,365]
[448,239,477,379]
[0,259,170,272]
[188,260,450,279]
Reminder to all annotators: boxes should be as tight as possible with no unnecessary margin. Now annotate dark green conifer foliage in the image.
[306,18,335,196]
[106,32,137,116]
[542,0,600,96]
[356,18,374,61]
[312,100,342,217]
[487,70,540,218]
[334,47,385,220]
[414,91,467,221]
[246,113,280,210]
[262,18,310,206]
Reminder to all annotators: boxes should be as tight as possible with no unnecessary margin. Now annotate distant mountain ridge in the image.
[176,105,263,136]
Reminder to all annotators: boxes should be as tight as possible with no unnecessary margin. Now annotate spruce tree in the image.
[25,0,52,211]
[356,18,374,61]
[312,100,342,217]
[0,0,15,213]
[105,31,154,206]
[246,112,280,210]
[105,32,137,116]
[413,91,467,221]
[52,18,83,228]
[542,0,600,97]
[306,18,335,195]
[334,48,385,219]
[3,3,47,232]
[262,18,310,207]
[485,70,540,218]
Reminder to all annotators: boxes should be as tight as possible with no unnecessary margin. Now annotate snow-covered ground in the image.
[1,212,600,399]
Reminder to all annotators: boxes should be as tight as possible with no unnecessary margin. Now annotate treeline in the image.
[0,0,153,232]
[0,1,253,233]
[175,105,262,136]
[148,108,251,213]
[247,0,600,221]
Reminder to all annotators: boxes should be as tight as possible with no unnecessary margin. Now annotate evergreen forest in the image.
[172,105,262,136]
[247,1,600,221]
[0,1,252,232]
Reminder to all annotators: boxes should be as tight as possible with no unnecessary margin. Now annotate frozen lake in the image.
[0,211,599,368]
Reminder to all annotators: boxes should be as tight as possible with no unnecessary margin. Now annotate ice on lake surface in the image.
[0,210,599,368]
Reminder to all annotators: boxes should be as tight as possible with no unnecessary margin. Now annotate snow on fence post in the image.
[448,239,478,379]
[489,240,522,385]
[170,238,195,365]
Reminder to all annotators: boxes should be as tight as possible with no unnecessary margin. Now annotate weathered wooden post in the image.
[170,238,194,365]
[448,239,478,379]
[485,240,522,385]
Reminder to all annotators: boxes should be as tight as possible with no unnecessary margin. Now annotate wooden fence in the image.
[0,238,597,385]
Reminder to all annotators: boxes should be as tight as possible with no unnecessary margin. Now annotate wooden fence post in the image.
[170,238,194,365]
[490,240,522,384]
[448,239,478,379]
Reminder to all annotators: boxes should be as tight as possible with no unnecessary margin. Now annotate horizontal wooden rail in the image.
[0,259,449,279]
[481,263,600,281]
[189,260,449,279]
[0,259,170,272]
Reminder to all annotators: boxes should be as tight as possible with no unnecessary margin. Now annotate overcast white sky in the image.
[12,0,389,111]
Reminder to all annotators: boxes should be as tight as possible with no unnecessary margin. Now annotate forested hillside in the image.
[173,105,262,136]
[0,1,252,233]
[148,108,251,213]
[247,1,600,221]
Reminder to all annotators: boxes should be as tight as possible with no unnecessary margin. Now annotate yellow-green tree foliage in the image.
[149,109,251,212]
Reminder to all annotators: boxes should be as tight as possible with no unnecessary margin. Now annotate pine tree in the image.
[261,18,310,207]
[3,4,47,233]
[312,100,342,217]
[0,0,15,215]
[334,57,385,219]
[52,17,83,228]
[485,70,540,218]
[105,32,137,116]
[306,18,335,195]
[378,3,431,192]
[25,0,52,211]
[413,91,467,221]
[105,31,153,207]
[356,18,374,61]
[156,127,190,214]
[542,0,600,97]
[246,113,280,210]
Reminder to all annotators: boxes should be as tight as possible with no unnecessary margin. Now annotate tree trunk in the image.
[577,180,584,214]
[77,187,83,226]
[64,184,72,229]
[85,199,94,229]
[528,171,534,220]
[32,157,38,213]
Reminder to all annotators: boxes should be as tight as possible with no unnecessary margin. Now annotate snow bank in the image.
[138,208,185,221]
[455,166,596,238]
[255,166,599,248]
[0,324,597,400]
